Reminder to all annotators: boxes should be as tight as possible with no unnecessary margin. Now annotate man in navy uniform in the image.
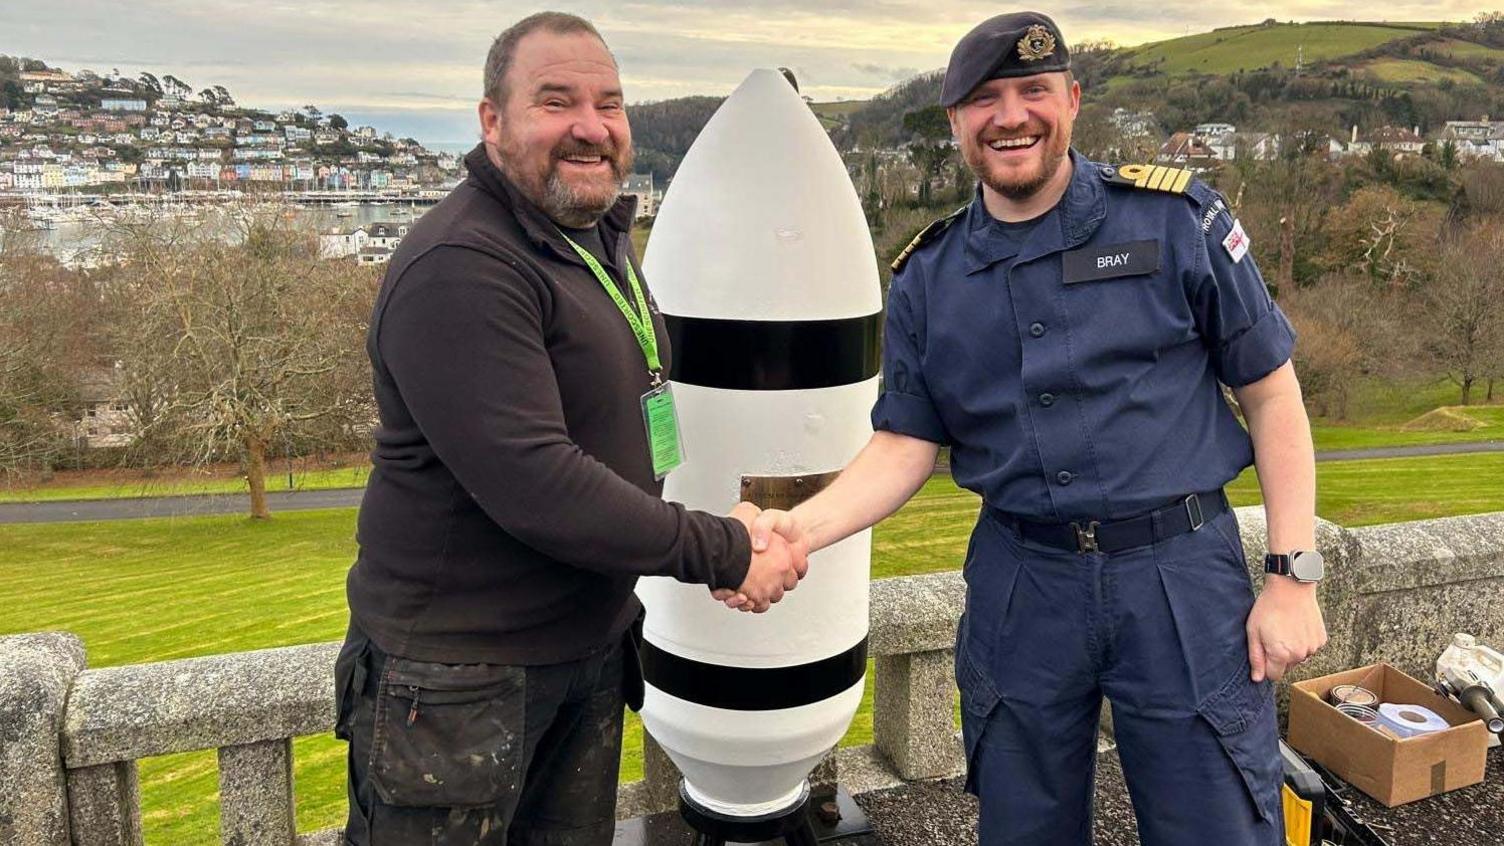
[737,12,1327,845]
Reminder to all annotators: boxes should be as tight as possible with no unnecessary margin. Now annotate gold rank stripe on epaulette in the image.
[1102,164,1193,195]
[890,206,966,273]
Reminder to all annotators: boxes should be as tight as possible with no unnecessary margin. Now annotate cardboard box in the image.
[1288,662,1489,806]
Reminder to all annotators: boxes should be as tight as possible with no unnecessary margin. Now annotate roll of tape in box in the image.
[1376,703,1450,738]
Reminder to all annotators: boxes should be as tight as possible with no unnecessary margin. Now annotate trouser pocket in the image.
[1197,660,1282,825]
[369,657,525,809]
[333,632,370,742]
[955,630,1003,796]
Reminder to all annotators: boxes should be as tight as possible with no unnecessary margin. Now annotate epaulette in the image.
[1100,163,1193,195]
[890,205,967,273]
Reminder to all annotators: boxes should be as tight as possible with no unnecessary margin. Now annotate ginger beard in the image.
[497,131,634,227]
[959,112,1073,202]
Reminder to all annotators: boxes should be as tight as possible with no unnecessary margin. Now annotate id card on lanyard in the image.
[559,231,685,479]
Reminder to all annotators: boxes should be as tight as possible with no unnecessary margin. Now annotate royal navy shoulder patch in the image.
[890,206,967,273]
[1100,163,1193,195]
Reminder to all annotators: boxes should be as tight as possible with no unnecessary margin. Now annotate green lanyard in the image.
[558,232,662,383]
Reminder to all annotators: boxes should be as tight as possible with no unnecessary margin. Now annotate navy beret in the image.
[940,12,1071,108]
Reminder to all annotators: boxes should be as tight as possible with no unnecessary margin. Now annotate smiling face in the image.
[479,28,634,227]
[947,71,1080,203]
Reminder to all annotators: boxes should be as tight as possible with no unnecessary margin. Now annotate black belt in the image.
[990,491,1229,555]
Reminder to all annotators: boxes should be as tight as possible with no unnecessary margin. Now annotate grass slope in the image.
[1122,21,1441,76]
[1359,57,1483,84]
[1426,37,1504,61]
[0,465,372,503]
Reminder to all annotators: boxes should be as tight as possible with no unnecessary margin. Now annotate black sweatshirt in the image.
[346,146,752,665]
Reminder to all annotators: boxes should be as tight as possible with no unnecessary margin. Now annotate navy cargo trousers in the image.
[958,504,1283,845]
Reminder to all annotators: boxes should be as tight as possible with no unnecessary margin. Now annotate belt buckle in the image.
[1071,520,1100,553]
[1184,494,1204,531]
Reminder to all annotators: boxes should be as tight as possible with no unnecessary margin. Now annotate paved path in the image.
[2,440,1502,525]
[1315,439,1504,461]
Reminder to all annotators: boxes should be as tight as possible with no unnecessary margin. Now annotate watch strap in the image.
[1264,553,1293,577]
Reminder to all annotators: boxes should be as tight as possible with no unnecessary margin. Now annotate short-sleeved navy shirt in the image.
[872,151,1295,523]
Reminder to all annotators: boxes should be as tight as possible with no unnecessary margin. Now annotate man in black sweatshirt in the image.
[335,12,807,845]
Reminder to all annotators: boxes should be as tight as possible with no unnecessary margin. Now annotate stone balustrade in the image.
[3,507,1503,845]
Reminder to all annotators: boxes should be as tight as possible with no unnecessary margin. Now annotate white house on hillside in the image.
[319,225,370,259]
[622,173,655,217]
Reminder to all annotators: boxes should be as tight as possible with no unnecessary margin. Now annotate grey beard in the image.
[539,170,620,228]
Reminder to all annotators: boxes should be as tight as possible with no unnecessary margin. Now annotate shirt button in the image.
[1039,393,1055,407]
[1056,470,1074,486]
[1029,322,1046,338]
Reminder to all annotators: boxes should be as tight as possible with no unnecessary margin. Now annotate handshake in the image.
[711,502,809,613]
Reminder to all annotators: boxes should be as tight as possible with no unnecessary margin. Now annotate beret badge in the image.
[1017,24,1056,62]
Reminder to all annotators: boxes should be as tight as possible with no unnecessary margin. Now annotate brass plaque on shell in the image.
[740,471,840,511]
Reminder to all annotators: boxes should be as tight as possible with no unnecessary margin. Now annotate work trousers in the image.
[336,625,630,846]
[958,504,1284,845]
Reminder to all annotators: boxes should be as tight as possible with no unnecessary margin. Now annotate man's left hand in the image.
[1246,577,1327,682]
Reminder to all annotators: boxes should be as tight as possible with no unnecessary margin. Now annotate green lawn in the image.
[1122,22,1440,76]
[1313,405,1504,451]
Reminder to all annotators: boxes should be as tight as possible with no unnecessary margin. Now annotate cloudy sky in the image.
[4,2,1497,144]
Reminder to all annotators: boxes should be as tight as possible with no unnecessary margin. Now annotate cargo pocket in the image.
[332,640,368,742]
[955,637,1002,796]
[1197,661,1282,824]
[368,657,525,809]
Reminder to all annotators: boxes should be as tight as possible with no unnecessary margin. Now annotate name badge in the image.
[1061,239,1160,284]
[641,383,685,480]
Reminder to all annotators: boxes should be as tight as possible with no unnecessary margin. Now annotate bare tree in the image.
[1227,145,1343,291]
[0,209,95,479]
[1423,224,1504,405]
[102,206,378,518]
[1313,184,1443,291]
[1280,272,1409,419]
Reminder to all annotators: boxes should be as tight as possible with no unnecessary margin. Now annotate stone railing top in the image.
[0,631,85,707]
[61,641,337,768]
[0,632,87,846]
[1344,511,1504,594]
[869,571,964,656]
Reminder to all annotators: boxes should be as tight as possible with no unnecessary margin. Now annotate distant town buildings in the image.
[1109,108,1158,139]
[1154,123,1281,167]
[1,64,461,197]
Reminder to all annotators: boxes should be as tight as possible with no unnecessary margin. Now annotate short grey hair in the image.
[484,12,611,108]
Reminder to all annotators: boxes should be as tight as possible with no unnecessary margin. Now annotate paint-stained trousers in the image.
[335,625,630,846]
[958,504,1284,846]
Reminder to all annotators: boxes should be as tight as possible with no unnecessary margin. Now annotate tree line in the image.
[0,207,378,517]
[5,122,1504,513]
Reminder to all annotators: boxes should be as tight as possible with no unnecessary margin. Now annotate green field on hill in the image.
[1359,57,1483,84]
[5,448,1504,842]
[1428,37,1504,61]
[1122,21,1441,76]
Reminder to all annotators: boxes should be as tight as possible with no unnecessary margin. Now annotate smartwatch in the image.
[1264,550,1324,584]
